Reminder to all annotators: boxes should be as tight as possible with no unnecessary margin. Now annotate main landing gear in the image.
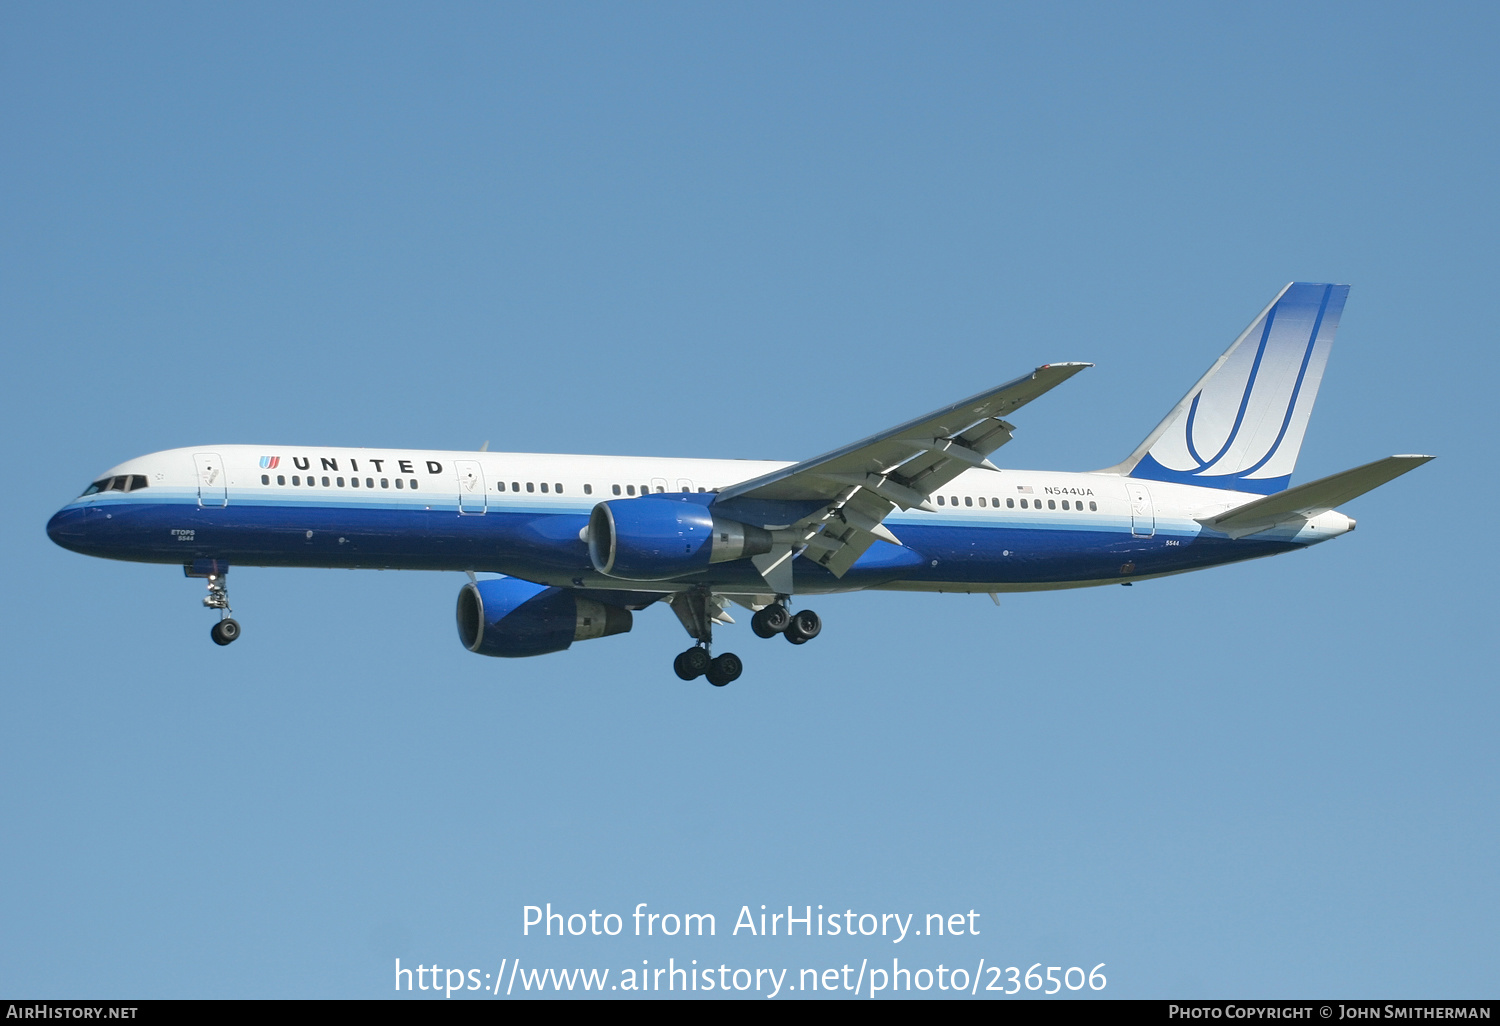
[667,591,822,686]
[668,588,743,687]
[751,603,821,645]
[198,570,241,646]
[673,646,743,687]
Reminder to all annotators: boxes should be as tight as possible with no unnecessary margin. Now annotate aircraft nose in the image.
[46,506,91,552]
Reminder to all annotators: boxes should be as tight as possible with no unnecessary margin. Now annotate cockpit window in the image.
[82,474,150,497]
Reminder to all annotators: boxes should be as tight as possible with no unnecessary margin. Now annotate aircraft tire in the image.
[675,648,710,681]
[211,619,241,646]
[705,652,742,687]
[784,609,820,644]
[751,604,790,638]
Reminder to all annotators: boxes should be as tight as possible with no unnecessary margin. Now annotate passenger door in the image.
[455,460,487,514]
[1128,482,1155,538]
[194,452,228,507]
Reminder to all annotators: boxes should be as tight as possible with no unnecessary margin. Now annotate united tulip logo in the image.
[259,456,280,470]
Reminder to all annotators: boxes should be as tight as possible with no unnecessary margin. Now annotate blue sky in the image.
[2,2,1494,998]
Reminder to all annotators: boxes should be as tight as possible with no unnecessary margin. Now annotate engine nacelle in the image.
[586,498,772,581]
[456,578,632,658]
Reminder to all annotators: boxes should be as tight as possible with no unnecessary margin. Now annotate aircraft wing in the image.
[716,362,1091,582]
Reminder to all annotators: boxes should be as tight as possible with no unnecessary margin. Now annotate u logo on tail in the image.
[1112,282,1349,495]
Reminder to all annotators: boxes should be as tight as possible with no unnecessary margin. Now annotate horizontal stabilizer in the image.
[1204,455,1433,538]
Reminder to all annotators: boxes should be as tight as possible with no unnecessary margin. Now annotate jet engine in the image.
[586,498,772,581]
[456,577,632,658]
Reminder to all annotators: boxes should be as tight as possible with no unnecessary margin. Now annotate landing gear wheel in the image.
[751,604,791,638]
[210,618,241,646]
[674,647,711,681]
[784,609,821,644]
[705,652,743,687]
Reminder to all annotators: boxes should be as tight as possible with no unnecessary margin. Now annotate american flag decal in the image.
[259,456,280,470]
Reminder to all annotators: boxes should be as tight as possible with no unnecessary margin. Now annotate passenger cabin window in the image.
[626,485,636,496]
[277,475,286,485]
[322,476,330,486]
[936,495,945,505]
[350,477,359,488]
[410,479,419,489]
[1089,501,1097,511]
[261,474,269,485]
[964,496,973,507]
[584,484,593,495]
[1062,500,1069,510]
[395,479,404,489]
[555,483,563,493]
[1048,499,1055,509]
[540,482,548,493]
[511,482,520,492]
[526,482,534,493]
[337,477,346,487]
[381,478,389,488]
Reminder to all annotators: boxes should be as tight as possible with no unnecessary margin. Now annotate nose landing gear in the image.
[191,565,241,646]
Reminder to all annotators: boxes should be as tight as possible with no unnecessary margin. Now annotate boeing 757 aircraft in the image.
[48,283,1430,686]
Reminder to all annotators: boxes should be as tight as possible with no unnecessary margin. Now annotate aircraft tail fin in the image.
[1108,282,1350,494]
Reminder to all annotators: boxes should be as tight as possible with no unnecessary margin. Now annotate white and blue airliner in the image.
[48,283,1430,686]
